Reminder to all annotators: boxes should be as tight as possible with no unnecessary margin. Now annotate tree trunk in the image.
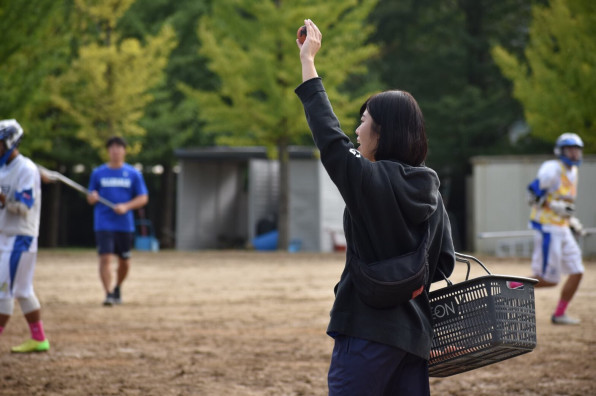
[40,182,61,247]
[159,164,176,249]
[461,0,486,89]
[277,141,289,251]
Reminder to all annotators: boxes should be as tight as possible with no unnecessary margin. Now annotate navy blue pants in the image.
[328,335,430,396]
[95,231,134,259]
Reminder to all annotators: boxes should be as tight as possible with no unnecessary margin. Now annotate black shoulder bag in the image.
[349,225,430,309]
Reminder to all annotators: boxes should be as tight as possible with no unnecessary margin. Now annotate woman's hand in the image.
[297,19,322,60]
[297,19,322,81]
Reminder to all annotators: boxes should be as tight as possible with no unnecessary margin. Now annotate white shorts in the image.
[0,234,38,299]
[531,223,583,283]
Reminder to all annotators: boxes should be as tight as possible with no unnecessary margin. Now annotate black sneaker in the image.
[103,293,115,306]
[112,286,122,305]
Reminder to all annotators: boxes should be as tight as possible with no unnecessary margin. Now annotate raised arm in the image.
[297,19,322,82]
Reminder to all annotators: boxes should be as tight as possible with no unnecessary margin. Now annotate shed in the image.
[469,155,596,256]
[174,146,345,252]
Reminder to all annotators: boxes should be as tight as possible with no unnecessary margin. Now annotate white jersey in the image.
[529,159,583,281]
[529,159,578,227]
[0,154,41,240]
[536,159,578,199]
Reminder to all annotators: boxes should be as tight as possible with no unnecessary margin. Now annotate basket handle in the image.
[435,252,492,287]
[455,252,492,280]
[436,268,453,287]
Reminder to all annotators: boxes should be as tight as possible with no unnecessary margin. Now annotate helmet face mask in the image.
[554,132,583,167]
[0,119,24,167]
[0,119,24,151]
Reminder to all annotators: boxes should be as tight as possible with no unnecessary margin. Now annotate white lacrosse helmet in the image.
[0,119,24,151]
[554,132,583,167]
[554,132,583,155]
[0,119,24,167]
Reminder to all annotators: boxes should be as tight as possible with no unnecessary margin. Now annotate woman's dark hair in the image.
[360,90,427,166]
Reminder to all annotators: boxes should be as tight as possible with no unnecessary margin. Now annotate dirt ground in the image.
[0,250,594,396]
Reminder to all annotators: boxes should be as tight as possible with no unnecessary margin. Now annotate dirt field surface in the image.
[1,250,594,396]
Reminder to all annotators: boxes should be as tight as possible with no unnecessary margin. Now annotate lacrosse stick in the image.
[37,165,116,209]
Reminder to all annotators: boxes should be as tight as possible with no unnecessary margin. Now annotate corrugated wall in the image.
[319,163,345,252]
[177,155,346,252]
[248,159,279,242]
[288,160,320,251]
[176,161,247,250]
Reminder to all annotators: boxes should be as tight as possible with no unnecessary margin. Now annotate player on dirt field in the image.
[0,119,50,353]
[87,136,148,306]
[523,132,585,325]
[296,20,455,395]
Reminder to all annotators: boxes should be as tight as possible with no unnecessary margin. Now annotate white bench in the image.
[478,228,596,258]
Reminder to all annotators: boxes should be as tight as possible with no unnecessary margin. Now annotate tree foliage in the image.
[368,0,535,248]
[371,1,535,171]
[492,0,596,152]
[4,0,577,250]
[0,0,72,156]
[47,0,177,157]
[0,0,62,115]
[115,0,214,248]
[117,0,214,166]
[184,0,380,249]
[185,0,379,150]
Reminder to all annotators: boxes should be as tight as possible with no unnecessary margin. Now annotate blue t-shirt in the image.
[88,163,148,232]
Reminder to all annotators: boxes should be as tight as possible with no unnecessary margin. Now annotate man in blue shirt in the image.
[87,137,148,306]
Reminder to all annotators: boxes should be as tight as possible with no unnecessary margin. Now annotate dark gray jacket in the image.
[296,78,455,359]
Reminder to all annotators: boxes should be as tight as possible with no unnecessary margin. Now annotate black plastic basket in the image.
[428,253,538,377]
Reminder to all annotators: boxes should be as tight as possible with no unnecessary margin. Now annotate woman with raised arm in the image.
[295,19,455,395]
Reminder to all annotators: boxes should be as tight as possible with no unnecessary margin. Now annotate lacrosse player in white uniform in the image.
[524,133,585,325]
[0,119,50,352]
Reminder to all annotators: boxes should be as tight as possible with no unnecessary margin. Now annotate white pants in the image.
[531,223,583,283]
[0,234,38,299]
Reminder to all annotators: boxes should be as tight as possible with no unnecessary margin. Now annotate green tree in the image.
[369,0,535,248]
[0,1,82,248]
[492,0,596,152]
[21,0,177,248]
[47,0,177,157]
[117,0,214,247]
[185,0,379,249]
[0,0,72,155]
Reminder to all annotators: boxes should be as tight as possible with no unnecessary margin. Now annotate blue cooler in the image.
[252,230,278,251]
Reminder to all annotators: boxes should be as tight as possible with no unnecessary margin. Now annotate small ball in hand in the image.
[297,25,307,44]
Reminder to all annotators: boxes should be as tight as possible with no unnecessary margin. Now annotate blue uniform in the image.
[88,163,148,232]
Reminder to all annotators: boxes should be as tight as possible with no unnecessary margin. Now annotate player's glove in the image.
[527,192,545,206]
[550,200,575,218]
[527,178,547,206]
[569,217,587,237]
